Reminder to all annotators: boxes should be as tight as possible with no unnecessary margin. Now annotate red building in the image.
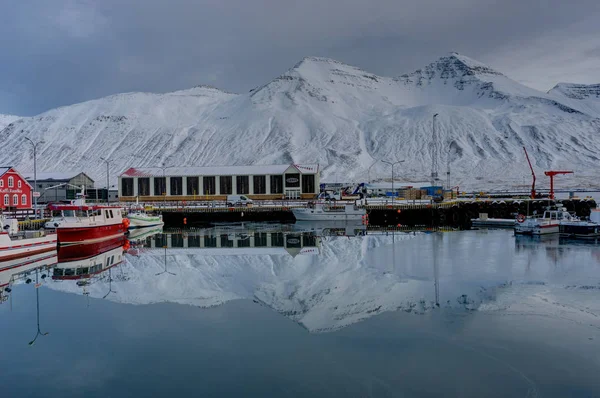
[0,167,33,210]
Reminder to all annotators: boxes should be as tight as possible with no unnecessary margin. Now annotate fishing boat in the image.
[514,208,576,236]
[126,211,164,229]
[559,209,600,239]
[292,202,366,221]
[49,204,129,245]
[0,215,57,261]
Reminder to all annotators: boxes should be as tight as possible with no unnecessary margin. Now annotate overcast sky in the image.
[1,0,599,116]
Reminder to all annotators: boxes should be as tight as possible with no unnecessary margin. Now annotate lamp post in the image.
[368,160,378,184]
[431,113,439,186]
[100,157,110,204]
[381,160,405,202]
[28,269,49,346]
[156,246,176,276]
[24,138,43,219]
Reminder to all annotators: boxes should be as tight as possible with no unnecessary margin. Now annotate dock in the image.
[140,198,596,228]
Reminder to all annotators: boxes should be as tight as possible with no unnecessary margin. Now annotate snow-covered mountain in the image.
[0,114,19,130]
[1,53,599,189]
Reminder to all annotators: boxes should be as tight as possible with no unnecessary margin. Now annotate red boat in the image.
[48,204,130,245]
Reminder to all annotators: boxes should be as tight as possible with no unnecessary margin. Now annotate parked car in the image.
[226,195,253,206]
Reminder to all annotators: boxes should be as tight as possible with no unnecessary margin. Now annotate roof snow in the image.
[120,164,319,177]
[21,172,87,181]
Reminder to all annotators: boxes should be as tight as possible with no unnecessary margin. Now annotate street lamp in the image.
[431,113,439,186]
[28,269,49,346]
[368,160,378,184]
[381,160,405,202]
[24,138,43,219]
[156,246,176,276]
[100,157,111,204]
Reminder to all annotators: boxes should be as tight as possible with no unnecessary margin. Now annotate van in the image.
[226,195,253,206]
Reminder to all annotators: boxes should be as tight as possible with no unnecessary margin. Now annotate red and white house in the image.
[0,167,33,211]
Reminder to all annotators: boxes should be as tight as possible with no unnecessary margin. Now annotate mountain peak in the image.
[445,52,502,76]
[549,82,600,100]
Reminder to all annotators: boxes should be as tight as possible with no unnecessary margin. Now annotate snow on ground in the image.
[0,114,20,131]
[1,53,599,191]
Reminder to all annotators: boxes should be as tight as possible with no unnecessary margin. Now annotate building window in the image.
[171,234,184,248]
[0,179,3,187]
[121,178,134,197]
[187,177,199,196]
[187,235,201,248]
[285,173,300,188]
[204,235,217,247]
[270,175,283,194]
[236,176,249,195]
[301,175,315,193]
[138,178,150,196]
[21,194,26,205]
[254,232,267,247]
[220,176,232,195]
[203,176,215,195]
[220,234,233,247]
[154,177,166,196]
[12,194,18,205]
[3,194,8,206]
[8,177,14,187]
[271,232,284,247]
[18,180,21,188]
[253,175,266,194]
[170,177,183,196]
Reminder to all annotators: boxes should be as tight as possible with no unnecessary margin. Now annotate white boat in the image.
[514,208,577,236]
[126,211,164,229]
[292,202,366,221]
[292,220,367,236]
[0,215,58,262]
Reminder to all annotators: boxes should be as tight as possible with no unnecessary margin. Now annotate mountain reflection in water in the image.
[23,225,598,334]
[1,224,599,397]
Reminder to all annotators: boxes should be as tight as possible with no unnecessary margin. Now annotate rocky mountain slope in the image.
[1,53,599,190]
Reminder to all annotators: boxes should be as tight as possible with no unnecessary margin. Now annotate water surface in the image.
[1,227,599,397]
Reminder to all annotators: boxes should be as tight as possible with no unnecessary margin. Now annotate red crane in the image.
[523,147,536,199]
[544,170,573,200]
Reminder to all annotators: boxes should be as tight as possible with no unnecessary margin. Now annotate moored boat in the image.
[49,204,129,245]
[292,202,366,221]
[514,208,577,236]
[0,215,57,262]
[126,211,164,229]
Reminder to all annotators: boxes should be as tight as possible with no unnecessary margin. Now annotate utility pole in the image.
[100,157,110,204]
[25,138,43,219]
[431,113,439,187]
[382,160,405,202]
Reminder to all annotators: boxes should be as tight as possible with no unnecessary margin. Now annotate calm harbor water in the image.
[1,226,599,397]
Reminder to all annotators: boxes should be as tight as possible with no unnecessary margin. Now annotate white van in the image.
[226,195,253,206]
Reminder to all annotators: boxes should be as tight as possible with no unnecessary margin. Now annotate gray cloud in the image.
[1,0,598,116]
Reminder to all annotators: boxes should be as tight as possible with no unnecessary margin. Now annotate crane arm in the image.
[523,147,536,199]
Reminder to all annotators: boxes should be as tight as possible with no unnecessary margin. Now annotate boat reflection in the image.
[53,235,127,282]
[1,251,57,304]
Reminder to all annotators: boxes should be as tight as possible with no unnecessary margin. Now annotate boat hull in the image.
[292,208,365,221]
[560,223,600,239]
[57,224,126,245]
[0,233,58,263]
[515,224,559,235]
